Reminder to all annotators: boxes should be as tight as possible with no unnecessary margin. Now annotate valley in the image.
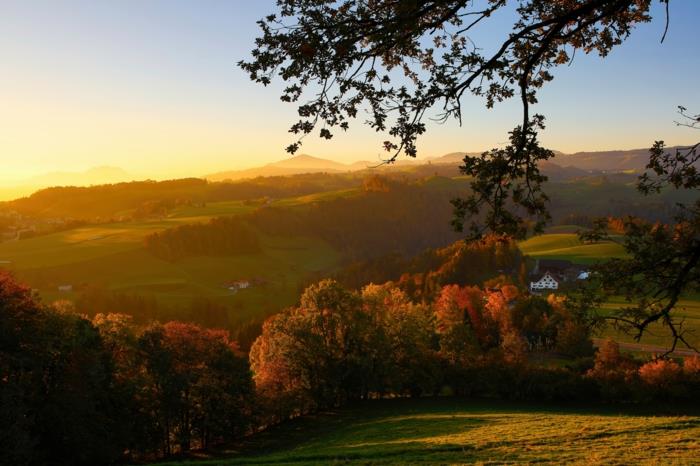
[1,156,698,349]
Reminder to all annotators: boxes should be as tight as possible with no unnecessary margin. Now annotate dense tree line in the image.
[248,179,465,259]
[0,271,254,465]
[246,176,693,262]
[73,286,231,329]
[1,174,360,221]
[252,278,700,420]
[72,286,264,351]
[250,279,593,417]
[3,265,700,464]
[319,235,526,299]
[4,178,209,220]
[144,217,260,261]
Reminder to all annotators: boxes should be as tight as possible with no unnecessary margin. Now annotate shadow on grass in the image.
[161,397,700,465]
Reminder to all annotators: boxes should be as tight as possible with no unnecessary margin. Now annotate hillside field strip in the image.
[0,197,342,321]
[2,208,700,347]
[519,231,700,350]
[518,231,627,264]
[160,398,700,465]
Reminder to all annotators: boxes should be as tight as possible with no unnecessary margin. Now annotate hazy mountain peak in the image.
[84,165,131,177]
[27,165,132,187]
[552,147,656,172]
[269,154,350,170]
[0,166,135,201]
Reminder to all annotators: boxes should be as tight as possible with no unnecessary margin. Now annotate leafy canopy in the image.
[240,0,655,237]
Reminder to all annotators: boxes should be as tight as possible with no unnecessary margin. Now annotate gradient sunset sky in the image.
[1,0,699,182]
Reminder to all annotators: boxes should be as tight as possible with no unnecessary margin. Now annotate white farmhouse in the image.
[530,272,559,292]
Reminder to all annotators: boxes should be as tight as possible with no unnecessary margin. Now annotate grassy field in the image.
[518,231,700,350]
[597,295,700,349]
[2,201,698,347]
[518,232,626,264]
[0,197,341,322]
[161,398,700,465]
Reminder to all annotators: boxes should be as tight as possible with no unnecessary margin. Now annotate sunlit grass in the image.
[0,194,341,322]
[161,398,700,465]
[519,233,700,349]
[273,188,361,207]
[597,295,700,349]
[518,233,626,264]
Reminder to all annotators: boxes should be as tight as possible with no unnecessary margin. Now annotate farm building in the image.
[225,280,251,292]
[531,259,589,284]
[530,272,559,293]
[532,259,573,274]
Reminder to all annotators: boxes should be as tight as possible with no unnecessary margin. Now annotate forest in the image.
[4,263,700,465]
[144,217,260,261]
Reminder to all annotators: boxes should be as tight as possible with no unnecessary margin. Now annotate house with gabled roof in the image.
[529,272,559,293]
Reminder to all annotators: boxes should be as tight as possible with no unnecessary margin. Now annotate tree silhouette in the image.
[580,107,700,353]
[240,0,659,237]
[241,1,700,351]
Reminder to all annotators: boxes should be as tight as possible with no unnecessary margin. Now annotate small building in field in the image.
[529,272,559,293]
[57,284,73,292]
[225,280,251,292]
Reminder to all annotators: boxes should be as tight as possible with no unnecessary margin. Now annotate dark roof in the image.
[538,259,573,269]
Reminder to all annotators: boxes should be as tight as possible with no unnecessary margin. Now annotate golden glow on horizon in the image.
[2,79,698,186]
[2,0,699,190]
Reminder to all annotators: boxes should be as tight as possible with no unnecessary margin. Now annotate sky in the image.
[1,0,699,183]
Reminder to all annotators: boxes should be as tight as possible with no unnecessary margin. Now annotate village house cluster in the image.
[529,259,589,293]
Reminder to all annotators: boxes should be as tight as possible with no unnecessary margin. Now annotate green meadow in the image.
[519,231,700,350]
[597,295,700,349]
[0,198,340,321]
[161,398,700,465]
[518,231,627,264]
[1,201,697,347]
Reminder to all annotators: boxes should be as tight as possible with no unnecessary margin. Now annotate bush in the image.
[587,340,639,401]
[638,358,686,400]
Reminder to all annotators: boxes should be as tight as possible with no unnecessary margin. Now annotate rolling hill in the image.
[205,154,376,181]
[552,147,664,172]
[160,398,700,465]
[203,147,670,185]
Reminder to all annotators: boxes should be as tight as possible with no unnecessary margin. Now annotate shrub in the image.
[638,358,685,400]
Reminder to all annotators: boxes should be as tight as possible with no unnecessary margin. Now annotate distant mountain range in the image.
[0,166,133,201]
[26,166,133,187]
[0,147,677,201]
[552,148,655,172]
[206,154,400,181]
[205,152,489,181]
[205,147,665,182]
